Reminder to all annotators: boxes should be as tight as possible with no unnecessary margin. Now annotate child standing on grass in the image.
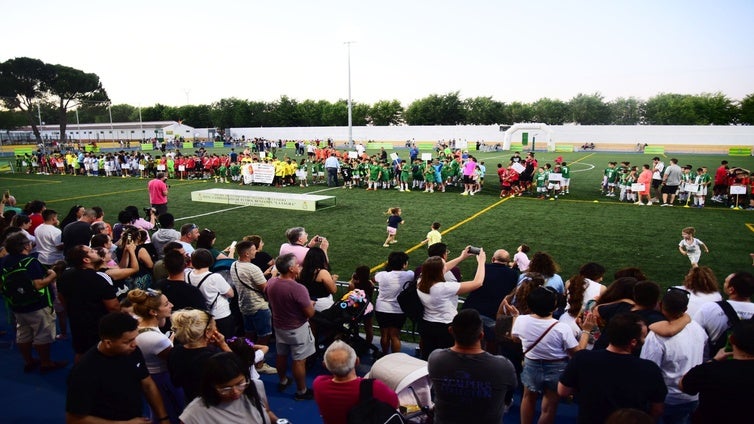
[423,222,442,247]
[383,207,403,247]
[679,227,709,267]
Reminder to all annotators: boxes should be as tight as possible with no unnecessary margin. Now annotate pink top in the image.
[148,178,168,204]
[463,160,477,176]
[279,243,309,265]
[638,169,653,194]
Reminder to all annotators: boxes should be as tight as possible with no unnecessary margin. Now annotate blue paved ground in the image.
[0,312,578,423]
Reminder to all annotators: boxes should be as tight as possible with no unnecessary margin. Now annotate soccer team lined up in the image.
[599,157,754,209]
[14,144,495,194]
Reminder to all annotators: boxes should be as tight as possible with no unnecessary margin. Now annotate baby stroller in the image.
[312,289,380,357]
[366,352,434,423]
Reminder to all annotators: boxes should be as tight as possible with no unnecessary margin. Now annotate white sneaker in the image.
[256,363,277,375]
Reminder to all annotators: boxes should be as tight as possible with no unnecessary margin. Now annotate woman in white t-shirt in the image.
[129,288,184,424]
[417,247,486,360]
[675,266,722,317]
[374,251,414,355]
[187,249,235,337]
[512,287,594,424]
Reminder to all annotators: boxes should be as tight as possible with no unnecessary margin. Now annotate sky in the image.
[4,0,754,108]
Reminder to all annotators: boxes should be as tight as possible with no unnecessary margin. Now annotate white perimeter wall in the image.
[229,125,754,147]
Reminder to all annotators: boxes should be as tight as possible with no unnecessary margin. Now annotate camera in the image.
[314,236,322,243]
[468,246,481,255]
[143,207,156,219]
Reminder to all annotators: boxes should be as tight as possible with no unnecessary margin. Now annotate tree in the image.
[568,93,611,124]
[692,92,737,125]
[609,97,644,125]
[0,57,54,142]
[531,98,569,125]
[644,93,697,125]
[740,93,754,125]
[45,64,109,142]
[368,100,403,126]
[463,96,505,125]
[270,96,302,127]
[505,102,534,124]
[404,92,464,125]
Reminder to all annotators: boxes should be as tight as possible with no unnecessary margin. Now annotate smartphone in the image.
[230,241,237,249]
[315,236,322,242]
[468,246,481,255]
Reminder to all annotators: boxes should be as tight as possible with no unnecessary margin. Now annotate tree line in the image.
[2,57,753,143]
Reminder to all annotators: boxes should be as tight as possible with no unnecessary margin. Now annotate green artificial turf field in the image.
[3,148,754,294]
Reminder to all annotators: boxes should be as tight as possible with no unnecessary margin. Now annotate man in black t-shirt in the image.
[558,313,667,423]
[57,245,119,362]
[680,319,754,423]
[462,249,518,354]
[428,309,517,424]
[61,209,96,259]
[66,312,168,423]
[154,249,206,311]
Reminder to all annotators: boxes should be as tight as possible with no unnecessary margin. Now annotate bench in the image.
[366,142,394,150]
[643,146,665,155]
[14,148,33,156]
[729,147,752,156]
[191,188,337,212]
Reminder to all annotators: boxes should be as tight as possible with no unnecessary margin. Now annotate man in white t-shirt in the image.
[693,271,754,359]
[186,249,234,337]
[651,157,665,202]
[34,209,65,266]
[641,288,707,423]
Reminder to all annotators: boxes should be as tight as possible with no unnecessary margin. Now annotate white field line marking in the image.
[176,205,252,221]
[570,162,596,173]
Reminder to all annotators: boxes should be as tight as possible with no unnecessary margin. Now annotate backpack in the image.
[187,272,219,312]
[347,378,406,424]
[710,300,740,354]
[1,257,50,310]
[397,280,423,322]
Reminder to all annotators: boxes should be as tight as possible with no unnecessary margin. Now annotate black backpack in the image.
[710,300,740,355]
[1,257,50,310]
[347,378,406,424]
[397,280,423,322]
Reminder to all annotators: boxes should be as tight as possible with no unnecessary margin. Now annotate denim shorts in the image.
[243,308,273,337]
[521,358,568,393]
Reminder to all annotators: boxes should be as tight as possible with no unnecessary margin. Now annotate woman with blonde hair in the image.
[417,247,486,360]
[128,288,183,423]
[168,308,232,403]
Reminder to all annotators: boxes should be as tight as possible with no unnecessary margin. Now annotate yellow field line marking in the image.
[570,152,595,164]
[45,180,206,204]
[370,196,513,273]
[746,223,754,233]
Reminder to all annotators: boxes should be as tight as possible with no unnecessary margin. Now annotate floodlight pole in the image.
[108,102,114,142]
[345,41,355,147]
